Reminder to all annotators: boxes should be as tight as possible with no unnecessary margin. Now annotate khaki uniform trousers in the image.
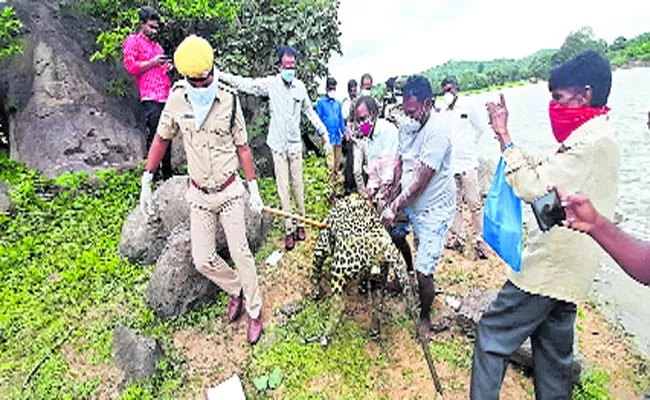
[272,150,306,235]
[186,177,262,318]
[451,168,484,243]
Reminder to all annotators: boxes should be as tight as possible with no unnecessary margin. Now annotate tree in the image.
[82,0,342,97]
[0,6,22,59]
[528,53,553,79]
[551,26,607,66]
[611,36,627,51]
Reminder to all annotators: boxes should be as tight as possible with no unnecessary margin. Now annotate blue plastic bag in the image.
[483,157,523,272]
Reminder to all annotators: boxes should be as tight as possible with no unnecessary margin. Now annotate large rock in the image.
[477,157,497,199]
[0,180,11,214]
[119,176,271,265]
[510,338,583,384]
[456,289,499,337]
[4,0,144,177]
[118,208,167,266]
[145,225,220,318]
[112,326,162,383]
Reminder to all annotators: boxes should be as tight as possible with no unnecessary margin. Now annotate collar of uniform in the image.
[277,73,296,88]
[180,77,221,104]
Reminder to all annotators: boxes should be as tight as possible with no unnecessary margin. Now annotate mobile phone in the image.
[531,189,566,232]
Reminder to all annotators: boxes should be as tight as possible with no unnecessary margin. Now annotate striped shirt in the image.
[122,32,171,103]
[218,72,328,155]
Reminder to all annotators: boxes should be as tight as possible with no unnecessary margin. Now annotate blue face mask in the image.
[281,68,296,83]
[186,75,217,130]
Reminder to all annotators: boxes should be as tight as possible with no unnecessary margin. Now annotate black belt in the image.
[190,174,235,194]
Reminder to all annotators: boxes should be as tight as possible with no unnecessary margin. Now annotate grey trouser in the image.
[470,280,577,400]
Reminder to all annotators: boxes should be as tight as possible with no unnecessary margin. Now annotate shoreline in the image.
[459,61,650,96]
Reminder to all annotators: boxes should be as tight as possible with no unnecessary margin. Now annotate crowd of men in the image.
[124,6,648,399]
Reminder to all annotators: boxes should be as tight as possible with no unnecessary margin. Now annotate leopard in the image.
[311,193,418,347]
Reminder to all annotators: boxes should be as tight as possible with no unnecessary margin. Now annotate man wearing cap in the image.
[440,75,491,260]
[219,46,332,251]
[122,6,173,180]
[139,35,265,344]
[315,77,346,177]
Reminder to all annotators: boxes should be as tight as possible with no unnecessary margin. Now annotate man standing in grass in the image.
[139,36,265,345]
[219,46,332,251]
[122,6,173,180]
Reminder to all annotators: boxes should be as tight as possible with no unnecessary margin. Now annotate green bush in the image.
[0,6,22,58]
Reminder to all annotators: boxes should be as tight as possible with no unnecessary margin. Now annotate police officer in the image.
[139,35,265,345]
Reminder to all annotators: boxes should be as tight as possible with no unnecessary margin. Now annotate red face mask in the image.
[548,100,610,143]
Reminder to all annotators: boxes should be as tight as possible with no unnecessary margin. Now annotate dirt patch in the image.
[172,320,252,398]
[62,344,121,399]
[366,327,532,399]
[577,302,649,398]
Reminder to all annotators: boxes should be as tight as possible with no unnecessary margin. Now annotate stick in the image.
[400,267,444,396]
[262,206,329,229]
[23,328,73,389]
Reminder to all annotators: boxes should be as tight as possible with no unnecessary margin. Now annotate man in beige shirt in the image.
[218,46,331,251]
[139,36,265,345]
[470,50,620,399]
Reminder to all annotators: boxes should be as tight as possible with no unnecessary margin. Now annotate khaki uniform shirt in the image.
[504,115,620,303]
[157,80,247,188]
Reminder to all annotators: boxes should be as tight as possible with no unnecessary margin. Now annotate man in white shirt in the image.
[440,76,490,259]
[219,46,331,251]
[354,95,414,273]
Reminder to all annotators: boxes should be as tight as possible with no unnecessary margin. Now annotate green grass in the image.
[0,151,229,398]
[573,368,612,400]
[0,150,348,399]
[247,299,382,399]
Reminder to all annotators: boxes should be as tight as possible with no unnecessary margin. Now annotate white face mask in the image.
[361,89,372,97]
[400,116,422,134]
[186,73,217,130]
[327,90,336,99]
[443,92,456,107]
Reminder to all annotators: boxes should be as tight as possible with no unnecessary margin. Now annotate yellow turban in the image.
[174,35,214,78]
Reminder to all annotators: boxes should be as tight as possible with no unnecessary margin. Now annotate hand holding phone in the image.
[531,188,566,232]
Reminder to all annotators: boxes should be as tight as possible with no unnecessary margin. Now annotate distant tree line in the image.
[398,26,650,93]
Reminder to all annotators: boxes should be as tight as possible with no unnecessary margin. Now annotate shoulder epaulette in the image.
[171,80,187,92]
[217,81,237,95]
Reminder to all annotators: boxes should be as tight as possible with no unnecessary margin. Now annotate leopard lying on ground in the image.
[312,193,419,347]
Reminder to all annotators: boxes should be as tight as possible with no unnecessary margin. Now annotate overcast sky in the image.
[325,0,650,94]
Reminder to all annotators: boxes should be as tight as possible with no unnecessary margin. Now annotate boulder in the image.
[456,289,499,337]
[155,176,192,234]
[145,225,219,318]
[112,326,162,383]
[4,0,144,177]
[118,207,167,266]
[118,175,271,265]
[0,180,11,214]
[477,157,497,199]
[510,338,583,384]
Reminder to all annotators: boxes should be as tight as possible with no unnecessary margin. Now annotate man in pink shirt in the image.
[123,6,173,180]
